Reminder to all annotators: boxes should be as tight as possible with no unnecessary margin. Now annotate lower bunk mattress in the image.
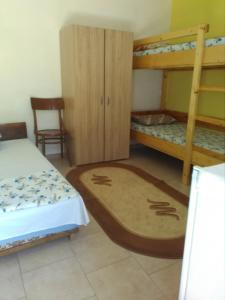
[131,122,225,155]
[0,138,89,250]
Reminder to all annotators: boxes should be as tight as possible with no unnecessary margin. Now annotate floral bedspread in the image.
[133,36,225,56]
[0,169,78,213]
[131,122,225,155]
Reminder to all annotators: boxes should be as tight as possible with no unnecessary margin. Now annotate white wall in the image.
[0,0,171,153]
[133,70,163,111]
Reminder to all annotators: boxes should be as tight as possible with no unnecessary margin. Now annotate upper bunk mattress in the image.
[133,36,225,57]
[0,138,89,243]
[131,122,225,155]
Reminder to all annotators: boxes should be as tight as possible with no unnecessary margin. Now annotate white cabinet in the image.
[179,163,225,300]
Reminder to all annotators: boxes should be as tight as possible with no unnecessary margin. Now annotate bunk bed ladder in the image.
[182,25,208,185]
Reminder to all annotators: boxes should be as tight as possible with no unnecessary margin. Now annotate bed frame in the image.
[133,24,225,70]
[131,110,225,171]
[0,122,78,256]
[0,122,27,141]
[133,24,225,185]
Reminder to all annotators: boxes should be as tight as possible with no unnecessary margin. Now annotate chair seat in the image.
[37,129,66,137]
[31,97,66,158]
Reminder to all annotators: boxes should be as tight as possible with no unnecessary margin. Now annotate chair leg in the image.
[65,135,72,166]
[42,137,46,156]
[35,135,38,147]
[60,137,64,158]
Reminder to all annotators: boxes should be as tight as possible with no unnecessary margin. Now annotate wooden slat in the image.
[198,85,225,92]
[133,45,225,70]
[0,229,78,257]
[134,24,209,50]
[166,110,225,131]
[196,115,225,128]
[192,146,225,166]
[131,129,185,161]
[182,27,206,185]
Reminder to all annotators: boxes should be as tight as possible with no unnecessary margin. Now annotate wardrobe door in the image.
[104,29,133,161]
[73,25,105,165]
[60,25,77,165]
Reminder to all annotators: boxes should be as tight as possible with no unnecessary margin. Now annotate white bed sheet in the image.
[0,139,53,178]
[0,139,89,241]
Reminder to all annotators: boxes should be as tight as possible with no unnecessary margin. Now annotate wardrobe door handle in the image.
[107,97,110,105]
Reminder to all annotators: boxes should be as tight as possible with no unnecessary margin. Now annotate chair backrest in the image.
[31,97,64,110]
[30,97,64,133]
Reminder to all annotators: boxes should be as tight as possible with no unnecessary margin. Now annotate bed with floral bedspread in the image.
[0,138,89,252]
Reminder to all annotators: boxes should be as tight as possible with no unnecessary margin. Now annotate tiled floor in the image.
[0,145,190,300]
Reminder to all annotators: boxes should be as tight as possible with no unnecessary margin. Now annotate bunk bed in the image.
[132,24,225,185]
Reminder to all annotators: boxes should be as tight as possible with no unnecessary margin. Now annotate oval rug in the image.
[67,163,188,258]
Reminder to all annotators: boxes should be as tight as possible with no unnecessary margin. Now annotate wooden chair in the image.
[30,97,66,157]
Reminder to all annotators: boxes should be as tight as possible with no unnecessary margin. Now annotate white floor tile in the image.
[131,252,180,275]
[151,261,182,300]
[71,232,129,273]
[0,255,25,300]
[23,257,94,300]
[87,257,166,300]
[18,238,74,273]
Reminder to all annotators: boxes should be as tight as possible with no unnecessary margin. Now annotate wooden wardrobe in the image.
[60,25,133,165]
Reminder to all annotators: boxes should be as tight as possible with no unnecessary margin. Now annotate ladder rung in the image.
[198,85,225,93]
[196,115,225,127]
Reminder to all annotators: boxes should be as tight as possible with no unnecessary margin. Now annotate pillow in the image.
[132,114,176,126]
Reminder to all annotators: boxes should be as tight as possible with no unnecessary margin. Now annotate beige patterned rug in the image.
[67,163,188,258]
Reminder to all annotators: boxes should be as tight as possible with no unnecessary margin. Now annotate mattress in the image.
[0,139,89,247]
[133,36,225,57]
[131,122,225,155]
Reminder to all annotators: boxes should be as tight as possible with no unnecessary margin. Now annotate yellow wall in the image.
[165,0,225,119]
[171,0,225,38]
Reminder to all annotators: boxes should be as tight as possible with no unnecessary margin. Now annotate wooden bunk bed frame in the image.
[133,24,225,69]
[132,24,225,185]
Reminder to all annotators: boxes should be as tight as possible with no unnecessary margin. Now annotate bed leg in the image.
[182,162,191,185]
[67,228,79,241]
[67,234,73,240]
